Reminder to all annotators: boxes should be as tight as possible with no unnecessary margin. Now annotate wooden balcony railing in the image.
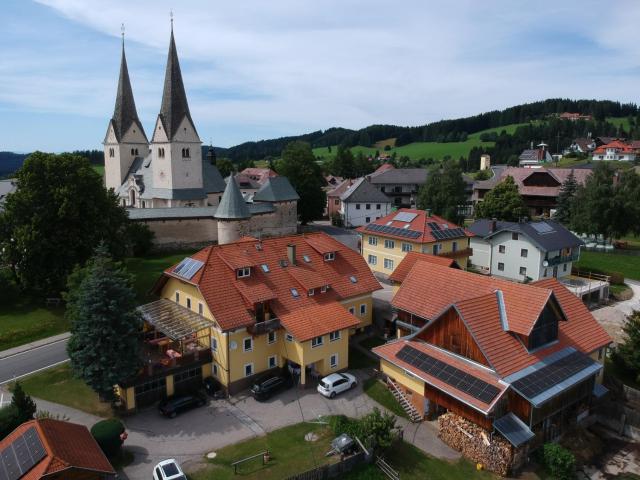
[438,247,473,259]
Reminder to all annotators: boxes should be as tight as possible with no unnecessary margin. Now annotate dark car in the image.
[203,377,224,398]
[158,392,206,418]
[250,375,293,401]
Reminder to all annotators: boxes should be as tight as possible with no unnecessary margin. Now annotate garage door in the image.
[174,366,203,395]
[134,377,167,408]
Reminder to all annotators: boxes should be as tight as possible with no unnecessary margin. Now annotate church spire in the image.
[111,29,147,142]
[158,25,199,141]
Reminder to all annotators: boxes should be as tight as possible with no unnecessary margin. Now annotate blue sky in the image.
[1,0,640,152]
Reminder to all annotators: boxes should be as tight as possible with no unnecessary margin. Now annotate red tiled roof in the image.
[280,302,360,341]
[593,140,634,154]
[163,233,381,333]
[393,261,550,336]
[475,168,591,198]
[239,167,278,184]
[0,419,116,479]
[371,163,395,175]
[355,208,473,244]
[327,179,355,197]
[374,339,508,414]
[388,252,459,283]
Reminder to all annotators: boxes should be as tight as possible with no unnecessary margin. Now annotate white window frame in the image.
[521,248,528,258]
[330,354,338,369]
[401,242,412,253]
[329,331,341,342]
[268,355,277,369]
[368,236,378,246]
[324,252,335,261]
[244,363,254,377]
[520,266,527,276]
[286,333,294,342]
[384,258,394,270]
[243,337,253,352]
[384,239,395,249]
[498,262,505,271]
[321,285,328,293]
[308,288,315,296]
[499,245,506,254]
[198,302,204,315]
[237,267,251,278]
[368,254,377,265]
[311,336,324,348]
[360,304,367,315]
[268,331,277,344]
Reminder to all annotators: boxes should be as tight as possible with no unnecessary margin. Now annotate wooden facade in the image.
[424,383,493,430]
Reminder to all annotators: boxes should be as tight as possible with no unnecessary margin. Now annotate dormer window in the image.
[237,267,251,278]
[308,289,314,296]
[528,305,560,350]
[321,285,328,293]
[324,252,335,262]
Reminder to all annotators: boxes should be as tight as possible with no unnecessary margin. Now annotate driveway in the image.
[592,279,639,344]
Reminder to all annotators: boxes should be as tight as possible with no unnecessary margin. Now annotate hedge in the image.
[91,418,125,458]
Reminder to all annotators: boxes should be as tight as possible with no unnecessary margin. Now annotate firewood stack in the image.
[438,413,513,476]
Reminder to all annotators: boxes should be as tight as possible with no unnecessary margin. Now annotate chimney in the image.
[491,218,497,233]
[426,209,431,217]
[530,141,534,149]
[287,244,297,266]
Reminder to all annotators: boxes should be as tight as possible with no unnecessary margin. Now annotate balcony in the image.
[138,338,212,380]
[247,317,281,336]
[545,252,580,267]
[438,247,473,259]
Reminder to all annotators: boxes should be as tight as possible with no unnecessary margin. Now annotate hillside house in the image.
[518,143,553,167]
[373,258,611,473]
[565,137,596,155]
[116,232,381,411]
[591,140,636,162]
[338,177,393,227]
[367,165,428,208]
[356,208,473,275]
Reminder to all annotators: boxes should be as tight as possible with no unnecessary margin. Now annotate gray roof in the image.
[0,179,17,210]
[368,168,428,185]
[253,176,300,202]
[215,176,251,219]
[493,413,534,447]
[158,30,198,141]
[468,219,584,252]
[109,43,147,143]
[203,161,226,193]
[126,202,274,221]
[340,178,392,203]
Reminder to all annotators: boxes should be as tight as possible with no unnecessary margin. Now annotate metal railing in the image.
[545,252,580,266]
[248,317,281,335]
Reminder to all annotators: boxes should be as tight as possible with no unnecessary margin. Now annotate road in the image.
[0,338,69,385]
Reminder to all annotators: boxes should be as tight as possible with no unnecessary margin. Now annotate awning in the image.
[593,383,609,399]
[494,413,535,447]
[139,299,214,340]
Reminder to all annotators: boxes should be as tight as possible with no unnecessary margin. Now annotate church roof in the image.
[159,29,199,141]
[109,42,147,143]
[253,176,300,202]
[203,160,226,193]
[216,176,251,219]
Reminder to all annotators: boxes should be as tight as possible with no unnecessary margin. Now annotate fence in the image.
[285,451,367,480]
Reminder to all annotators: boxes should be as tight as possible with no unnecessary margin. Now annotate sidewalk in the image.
[0,332,71,360]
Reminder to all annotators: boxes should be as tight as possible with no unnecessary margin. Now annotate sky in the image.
[1,1,640,152]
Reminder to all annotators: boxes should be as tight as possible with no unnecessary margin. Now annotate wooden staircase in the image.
[386,378,423,423]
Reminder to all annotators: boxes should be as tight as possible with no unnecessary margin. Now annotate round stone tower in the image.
[215,176,251,245]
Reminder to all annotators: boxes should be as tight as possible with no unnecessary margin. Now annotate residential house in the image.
[595,136,625,147]
[473,167,591,217]
[240,167,278,185]
[565,137,596,155]
[0,419,116,479]
[373,259,611,473]
[518,143,553,167]
[367,165,428,208]
[326,179,354,220]
[591,140,636,162]
[559,112,592,121]
[116,232,381,410]
[338,178,393,227]
[356,208,473,275]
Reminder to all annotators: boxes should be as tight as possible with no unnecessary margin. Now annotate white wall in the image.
[469,237,491,272]
[341,201,391,227]
[488,232,543,281]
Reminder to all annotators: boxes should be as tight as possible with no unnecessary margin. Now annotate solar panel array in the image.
[172,258,204,280]
[393,212,418,223]
[0,427,46,480]
[365,223,421,239]
[430,227,466,240]
[530,222,555,234]
[397,345,501,404]
[511,350,594,399]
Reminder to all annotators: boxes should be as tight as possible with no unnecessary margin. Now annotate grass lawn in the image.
[574,250,640,281]
[362,378,408,420]
[0,299,68,351]
[348,345,378,370]
[343,440,497,480]
[17,363,113,417]
[188,422,338,480]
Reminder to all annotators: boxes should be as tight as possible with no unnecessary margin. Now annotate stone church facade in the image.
[103,27,298,247]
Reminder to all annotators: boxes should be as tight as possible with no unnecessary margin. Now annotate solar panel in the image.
[511,351,594,399]
[397,345,500,404]
[172,258,204,280]
[0,427,46,480]
[530,222,555,234]
[427,222,441,231]
[365,223,421,239]
[393,212,418,223]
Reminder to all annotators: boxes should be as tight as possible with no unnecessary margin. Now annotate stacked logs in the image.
[438,413,513,476]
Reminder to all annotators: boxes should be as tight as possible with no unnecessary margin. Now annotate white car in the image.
[153,459,186,480]
[317,373,357,398]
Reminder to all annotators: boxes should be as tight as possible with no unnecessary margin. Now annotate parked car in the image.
[153,459,186,480]
[203,376,224,398]
[250,374,293,401]
[317,373,357,398]
[158,392,206,418]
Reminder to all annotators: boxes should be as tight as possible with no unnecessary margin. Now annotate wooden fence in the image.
[285,451,368,480]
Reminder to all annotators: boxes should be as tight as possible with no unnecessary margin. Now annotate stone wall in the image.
[141,217,218,250]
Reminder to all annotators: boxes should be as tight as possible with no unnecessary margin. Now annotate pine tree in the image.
[554,170,578,225]
[615,310,640,382]
[11,382,36,423]
[66,245,142,400]
[475,176,528,222]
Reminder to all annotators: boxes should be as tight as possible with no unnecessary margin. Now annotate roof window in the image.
[261,264,270,273]
[303,255,311,263]
[324,252,335,262]
[279,259,289,268]
[237,267,251,278]
[291,288,300,298]
[349,275,357,283]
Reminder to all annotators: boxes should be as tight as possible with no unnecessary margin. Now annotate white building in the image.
[338,178,392,227]
[591,140,636,162]
[468,219,584,281]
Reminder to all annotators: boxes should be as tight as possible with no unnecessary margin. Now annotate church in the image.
[103,26,299,248]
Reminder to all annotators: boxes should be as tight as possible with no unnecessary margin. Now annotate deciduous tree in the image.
[614,310,640,382]
[474,176,528,222]
[417,161,466,224]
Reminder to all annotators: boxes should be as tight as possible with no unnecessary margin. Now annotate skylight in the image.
[303,255,311,263]
[349,276,357,283]
[261,264,270,273]
[291,288,300,298]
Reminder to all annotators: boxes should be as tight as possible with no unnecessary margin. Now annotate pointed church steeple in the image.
[158,28,199,141]
[111,36,147,143]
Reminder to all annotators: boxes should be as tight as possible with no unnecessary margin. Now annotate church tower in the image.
[150,24,203,204]
[104,35,149,191]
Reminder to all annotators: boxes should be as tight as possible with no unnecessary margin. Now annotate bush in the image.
[0,405,21,440]
[91,419,125,458]
[538,443,575,480]
[609,271,624,285]
[126,222,155,257]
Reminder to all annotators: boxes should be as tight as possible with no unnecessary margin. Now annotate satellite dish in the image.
[543,260,549,267]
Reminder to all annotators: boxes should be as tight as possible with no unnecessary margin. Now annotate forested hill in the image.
[219,99,638,161]
[0,152,29,178]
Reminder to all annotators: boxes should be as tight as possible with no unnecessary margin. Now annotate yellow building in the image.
[116,232,381,411]
[356,208,473,275]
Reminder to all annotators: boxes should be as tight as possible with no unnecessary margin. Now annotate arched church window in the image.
[109,148,114,158]
[129,190,136,206]
[134,148,139,156]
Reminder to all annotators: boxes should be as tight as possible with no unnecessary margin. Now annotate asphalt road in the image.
[0,338,69,385]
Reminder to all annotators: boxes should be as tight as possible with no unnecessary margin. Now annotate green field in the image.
[92,164,104,177]
[312,123,529,162]
[574,251,640,281]
[606,116,632,131]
